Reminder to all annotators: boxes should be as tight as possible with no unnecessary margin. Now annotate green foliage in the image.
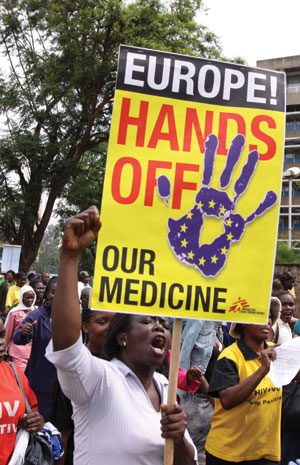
[0,0,223,270]
[33,224,61,274]
[276,243,300,264]
[56,145,106,273]
[56,143,107,221]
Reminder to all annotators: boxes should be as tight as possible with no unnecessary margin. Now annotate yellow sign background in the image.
[92,89,285,323]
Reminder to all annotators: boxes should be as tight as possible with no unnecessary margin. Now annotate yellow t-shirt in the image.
[5,285,21,308]
[289,287,296,299]
[205,339,282,462]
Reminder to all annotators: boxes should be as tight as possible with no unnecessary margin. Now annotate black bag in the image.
[8,362,54,465]
[282,381,300,433]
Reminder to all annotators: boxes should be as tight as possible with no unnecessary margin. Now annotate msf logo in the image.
[229,297,250,312]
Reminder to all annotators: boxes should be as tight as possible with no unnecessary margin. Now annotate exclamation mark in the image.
[270,76,277,105]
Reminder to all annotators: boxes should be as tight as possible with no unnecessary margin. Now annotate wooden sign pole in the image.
[164,317,183,465]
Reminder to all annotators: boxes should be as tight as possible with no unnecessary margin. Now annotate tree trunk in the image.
[18,183,67,271]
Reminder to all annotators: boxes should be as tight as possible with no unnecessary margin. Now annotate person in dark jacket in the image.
[13,277,57,421]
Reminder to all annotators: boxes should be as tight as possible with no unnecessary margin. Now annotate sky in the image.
[201,0,300,67]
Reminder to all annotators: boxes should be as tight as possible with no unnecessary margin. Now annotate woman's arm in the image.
[197,375,215,406]
[219,346,276,410]
[178,366,202,392]
[52,206,101,351]
[160,404,196,465]
[13,312,37,345]
[4,312,14,348]
[4,287,13,315]
[20,412,44,432]
[174,438,196,465]
[16,365,44,431]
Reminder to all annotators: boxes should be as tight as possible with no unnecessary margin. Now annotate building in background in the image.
[257,55,300,247]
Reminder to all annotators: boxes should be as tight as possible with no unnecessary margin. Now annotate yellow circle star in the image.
[186,211,193,219]
[221,246,227,255]
[199,257,206,266]
[226,218,233,227]
[219,205,226,215]
[181,239,188,248]
[180,223,188,233]
[197,201,203,209]
[227,232,233,241]
[211,255,218,264]
[188,250,195,260]
[208,199,216,209]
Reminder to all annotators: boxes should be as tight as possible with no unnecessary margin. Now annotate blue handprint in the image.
[157,134,277,277]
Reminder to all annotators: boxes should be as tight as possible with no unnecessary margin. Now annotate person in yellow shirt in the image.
[205,298,282,465]
[4,272,27,316]
[0,270,15,318]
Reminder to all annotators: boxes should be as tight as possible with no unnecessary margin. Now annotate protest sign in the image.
[92,45,285,323]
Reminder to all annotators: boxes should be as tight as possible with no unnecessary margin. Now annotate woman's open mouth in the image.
[151,335,166,355]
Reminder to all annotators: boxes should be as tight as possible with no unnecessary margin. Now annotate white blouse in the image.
[46,337,197,465]
[272,318,293,344]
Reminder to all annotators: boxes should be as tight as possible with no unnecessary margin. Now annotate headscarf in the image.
[4,285,36,328]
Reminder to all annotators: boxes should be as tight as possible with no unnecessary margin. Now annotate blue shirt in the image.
[13,304,56,420]
[178,319,220,399]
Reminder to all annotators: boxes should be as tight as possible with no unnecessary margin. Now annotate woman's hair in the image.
[15,271,26,280]
[275,290,295,302]
[80,287,92,309]
[6,270,15,278]
[79,270,89,281]
[31,278,44,289]
[234,323,243,336]
[280,271,295,283]
[272,279,282,292]
[103,313,132,361]
[81,308,92,345]
[45,276,57,302]
[82,307,92,324]
[27,272,36,282]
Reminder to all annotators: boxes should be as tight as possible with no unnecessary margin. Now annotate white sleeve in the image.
[46,337,106,404]
[184,429,199,464]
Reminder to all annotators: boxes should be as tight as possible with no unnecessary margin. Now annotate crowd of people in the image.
[0,206,300,465]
